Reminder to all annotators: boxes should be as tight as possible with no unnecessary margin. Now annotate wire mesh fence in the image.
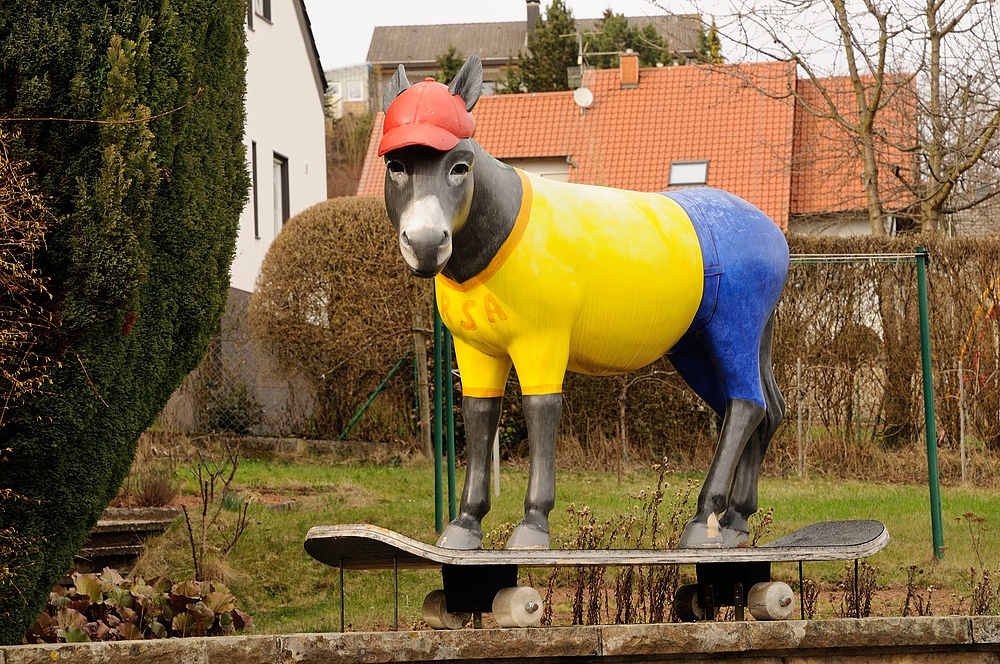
[156,289,312,437]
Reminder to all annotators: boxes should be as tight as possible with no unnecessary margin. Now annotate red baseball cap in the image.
[378,78,476,156]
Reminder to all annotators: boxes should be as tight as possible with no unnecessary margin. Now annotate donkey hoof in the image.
[718,514,751,547]
[506,522,550,550]
[678,514,725,548]
[721,527,750,547]
[436,519,483,550]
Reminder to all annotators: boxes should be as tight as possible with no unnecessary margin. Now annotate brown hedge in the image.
[249,196,433,441]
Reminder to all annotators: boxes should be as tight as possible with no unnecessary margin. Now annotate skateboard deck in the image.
[304,519,888,571]
[305,520,888,627]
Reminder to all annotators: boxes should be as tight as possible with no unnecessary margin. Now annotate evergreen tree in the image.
[435,44,464,85]
[496,54,526,94]
[583,10,673,69]
[0,0,248,643]
[697,17,725,64]
[517,0,578,92]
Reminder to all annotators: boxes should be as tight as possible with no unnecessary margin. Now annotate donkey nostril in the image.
[400,231,411,248]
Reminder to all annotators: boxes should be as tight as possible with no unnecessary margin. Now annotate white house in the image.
[326,63,373,119]
[233,0,328,293]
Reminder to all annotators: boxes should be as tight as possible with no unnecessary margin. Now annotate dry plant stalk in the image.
[539,461,695,626]
[901,565,934,617]
[800,578,820,619]
[837,560,880,618]
[181,439,249,581]
[960,512,1000,615]
[0,128,57,426]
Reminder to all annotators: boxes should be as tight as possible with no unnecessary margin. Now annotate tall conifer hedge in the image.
[0,0,248,643]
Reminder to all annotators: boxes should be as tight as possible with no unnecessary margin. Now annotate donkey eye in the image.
[386,161,405,174]
[450,163,470,177]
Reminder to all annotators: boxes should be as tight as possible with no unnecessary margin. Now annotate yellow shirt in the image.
[436,170,704,397]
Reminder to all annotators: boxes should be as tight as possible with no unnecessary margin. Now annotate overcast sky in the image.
[306,0,691,71]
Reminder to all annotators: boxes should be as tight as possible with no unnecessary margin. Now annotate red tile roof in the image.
[791,75,916,217]
[357,62,916,231]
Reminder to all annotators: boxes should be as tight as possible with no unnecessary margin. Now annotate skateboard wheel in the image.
[492,586,543,628]
[748,581,795,621]
[673,583,705,622]
[422,590,472,630]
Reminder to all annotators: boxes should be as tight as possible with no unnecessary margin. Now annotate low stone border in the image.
[4,616,1000,663]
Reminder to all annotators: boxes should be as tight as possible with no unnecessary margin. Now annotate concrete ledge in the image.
[4,617,1000,663]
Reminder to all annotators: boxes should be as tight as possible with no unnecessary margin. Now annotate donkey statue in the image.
[380,55,789,550]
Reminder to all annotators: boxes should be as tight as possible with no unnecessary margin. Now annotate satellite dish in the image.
[573,87,594,109]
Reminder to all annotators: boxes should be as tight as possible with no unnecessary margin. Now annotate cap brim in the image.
[378,124,461,156]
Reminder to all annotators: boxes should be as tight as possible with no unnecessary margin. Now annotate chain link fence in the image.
[156,289,312,436]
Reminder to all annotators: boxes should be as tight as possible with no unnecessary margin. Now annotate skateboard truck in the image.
[424,564,543,628]
[673,561,794,621]
[441,564,517,613]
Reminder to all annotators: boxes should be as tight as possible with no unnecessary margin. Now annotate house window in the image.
[669,161,709,187]
[253,0,271,21]
[346,80,363,102]
[328,82,342,99]
[246,0,253,29]
[252,141,260,239]
[273,153,289,235]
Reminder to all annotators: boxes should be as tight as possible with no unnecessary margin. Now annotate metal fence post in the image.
[916,246,944,559]
[444,329,457,521]
[433,303,444,533]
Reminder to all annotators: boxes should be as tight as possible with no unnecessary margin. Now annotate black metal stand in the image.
[696,561,771,619]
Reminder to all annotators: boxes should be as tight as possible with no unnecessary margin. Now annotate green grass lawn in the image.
[135,456,1000,633]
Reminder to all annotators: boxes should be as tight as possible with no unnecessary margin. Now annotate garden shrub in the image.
[249,196,433,441]
[0,0,248,644]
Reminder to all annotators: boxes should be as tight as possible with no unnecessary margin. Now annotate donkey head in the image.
[380,55,483,277]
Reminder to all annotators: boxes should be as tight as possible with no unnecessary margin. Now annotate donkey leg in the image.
[669,322,769,548]
[720,314,785,543]
[678,398,765,547]
[668,335,745,547]
[507,393,561,549]
[437,396,502,550]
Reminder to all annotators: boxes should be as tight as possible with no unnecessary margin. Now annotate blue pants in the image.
[662,188,789,416]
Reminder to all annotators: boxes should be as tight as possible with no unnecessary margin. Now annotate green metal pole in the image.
[916,246,944,559]
[433,305,444,533]
[445,329,457,520]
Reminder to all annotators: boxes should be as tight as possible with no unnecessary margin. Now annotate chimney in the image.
[526,0,541,35]
[620,49,639,88]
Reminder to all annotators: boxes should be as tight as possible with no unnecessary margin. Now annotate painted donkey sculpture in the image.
[380,55,789,550]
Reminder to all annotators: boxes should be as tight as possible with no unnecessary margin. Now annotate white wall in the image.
[502,157,571,182]
[232,0,328,293]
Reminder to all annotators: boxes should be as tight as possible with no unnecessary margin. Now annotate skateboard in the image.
[304,519,888,629]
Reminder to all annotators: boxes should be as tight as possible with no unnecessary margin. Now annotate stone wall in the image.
[5,617,1000,663]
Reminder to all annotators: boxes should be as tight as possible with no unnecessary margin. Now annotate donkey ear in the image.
[382,65,410,113]
[449,54,483,112]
